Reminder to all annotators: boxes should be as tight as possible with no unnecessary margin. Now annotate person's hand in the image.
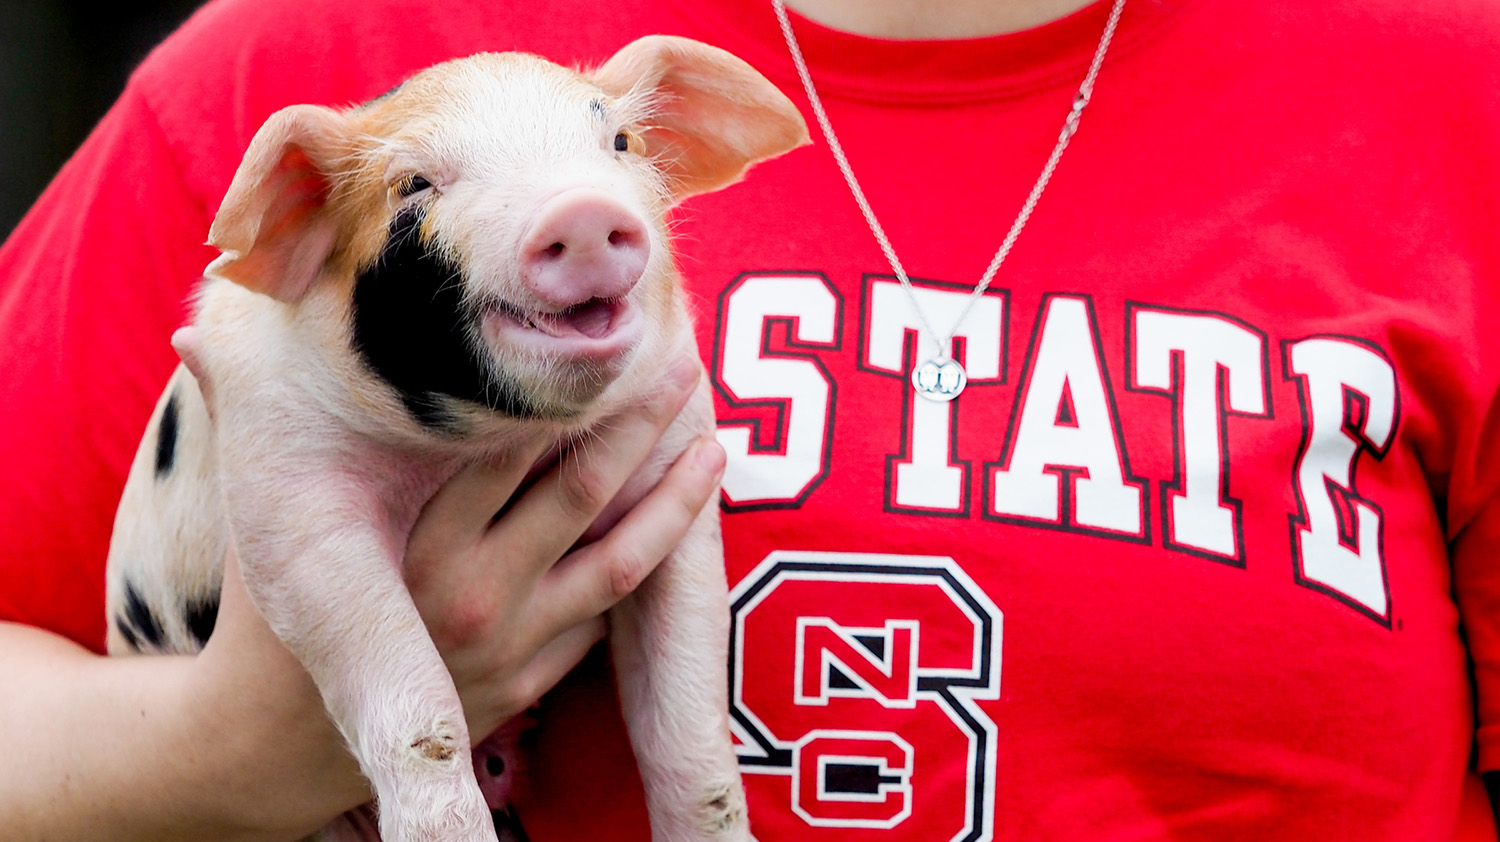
[404,351,724,743]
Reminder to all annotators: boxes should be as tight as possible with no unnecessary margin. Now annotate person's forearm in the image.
[0,622,367,842]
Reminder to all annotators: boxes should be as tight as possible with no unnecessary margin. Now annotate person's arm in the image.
[0,361,724,842]
[0,617,364,842]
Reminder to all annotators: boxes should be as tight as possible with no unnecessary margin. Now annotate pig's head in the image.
[203,36,808,436]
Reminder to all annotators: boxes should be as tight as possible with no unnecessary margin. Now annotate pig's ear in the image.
[594,35,810,203]
[206,104,350,303]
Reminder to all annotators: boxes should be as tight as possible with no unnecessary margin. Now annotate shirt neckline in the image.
[666,0,1188,106]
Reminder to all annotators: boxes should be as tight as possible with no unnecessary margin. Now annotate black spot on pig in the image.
[352,209,541,432]
[122,580,165,651]
[154,388,180,478]
[184,594,220,648]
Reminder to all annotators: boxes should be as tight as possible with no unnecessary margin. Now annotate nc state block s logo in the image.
[729,552,1004,842]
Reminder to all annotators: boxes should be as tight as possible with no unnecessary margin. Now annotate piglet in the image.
[103,36,808,842]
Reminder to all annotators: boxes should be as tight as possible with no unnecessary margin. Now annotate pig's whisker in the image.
[433,267,466,303]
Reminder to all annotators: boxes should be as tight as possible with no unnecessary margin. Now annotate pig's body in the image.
[103,40,806,842]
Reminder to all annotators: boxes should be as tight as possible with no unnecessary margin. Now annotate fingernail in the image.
[695,438,726,474]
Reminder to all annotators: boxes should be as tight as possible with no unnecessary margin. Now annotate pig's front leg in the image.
[224,457,493,842]
[609,381,745,842]
[610,501,745,842]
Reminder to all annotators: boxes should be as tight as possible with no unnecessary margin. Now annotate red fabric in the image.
[2,0,1499,839]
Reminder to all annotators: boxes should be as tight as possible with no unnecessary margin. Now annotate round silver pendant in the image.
[912,357,967,402]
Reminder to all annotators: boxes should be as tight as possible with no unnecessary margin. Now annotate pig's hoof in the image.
[372,752,493,842]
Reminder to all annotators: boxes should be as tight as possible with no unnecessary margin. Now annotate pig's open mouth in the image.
[481,295,643,364]
[492,297,627,340]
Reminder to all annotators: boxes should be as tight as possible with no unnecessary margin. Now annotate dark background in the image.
[0,0,207,242]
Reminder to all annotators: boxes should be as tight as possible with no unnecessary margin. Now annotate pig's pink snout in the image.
[519,190,650,309]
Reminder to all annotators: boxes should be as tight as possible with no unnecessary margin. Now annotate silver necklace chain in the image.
[773,0,1127,401]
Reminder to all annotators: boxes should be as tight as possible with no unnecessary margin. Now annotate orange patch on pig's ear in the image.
[208,104,351,303]
[594,35,810,203]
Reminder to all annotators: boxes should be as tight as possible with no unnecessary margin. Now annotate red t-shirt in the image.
[4,0,1500,839]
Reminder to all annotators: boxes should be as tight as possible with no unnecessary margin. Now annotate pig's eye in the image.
[396,175,432,198]
[612,129,643,155]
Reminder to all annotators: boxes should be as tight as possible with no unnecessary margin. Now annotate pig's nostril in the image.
[608,229,632,247]
[545,242,566,259]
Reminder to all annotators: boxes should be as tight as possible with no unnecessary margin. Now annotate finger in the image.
[489,616,608,730]
[409,436,556,562]
[535,436,724,632]
[491,352,704,579]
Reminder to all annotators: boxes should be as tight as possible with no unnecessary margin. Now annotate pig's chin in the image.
[482,297,641,361]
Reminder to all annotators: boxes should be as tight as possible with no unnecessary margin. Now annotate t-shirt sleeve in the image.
[0,79,216,652]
